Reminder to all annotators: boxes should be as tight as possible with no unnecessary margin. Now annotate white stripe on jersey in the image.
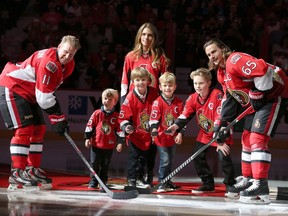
[10,145,29,155]
[254,67,273,91]
[5,87,18,128]
[35,88,56,110]
[7,64,36,83]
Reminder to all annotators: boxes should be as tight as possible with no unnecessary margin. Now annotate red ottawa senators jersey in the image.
[119,86,159,151]
[120,51,168,103]
[149,95,184,147]
[0,48,75,110]
[85,109,123,149]
[223,52,285,107]
[179,88,232,147]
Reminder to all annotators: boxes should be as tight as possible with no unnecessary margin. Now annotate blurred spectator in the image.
[64,0,82,17]
[85,23,105,56]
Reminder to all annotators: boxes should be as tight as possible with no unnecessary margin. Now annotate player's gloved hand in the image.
[48,114,69,136]
[213,120,230,144]
[249,89,266,111]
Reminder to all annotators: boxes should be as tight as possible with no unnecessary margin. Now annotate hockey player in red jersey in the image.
[149,72,184,192]
[203,38,288,204]
[166,68,236,194]
[120,22,170,186]
[119,67,159,189]
[0,35,81,191]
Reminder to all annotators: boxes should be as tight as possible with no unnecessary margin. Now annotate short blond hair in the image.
[59,35,81,50]
[131,67,150,80]
[159,72,176,85]
[190,68,212,81]
[102,88,119,102]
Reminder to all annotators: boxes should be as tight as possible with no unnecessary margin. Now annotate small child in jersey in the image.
[166,68,236,193]
[149,72,184,192]
[84,88,124,189]
[118,67,159,189]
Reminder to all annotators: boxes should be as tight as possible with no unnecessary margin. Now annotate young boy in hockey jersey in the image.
[84,88,124,189]
[119,67,159,189]
[166,68,236,193]
[149,72,184,192]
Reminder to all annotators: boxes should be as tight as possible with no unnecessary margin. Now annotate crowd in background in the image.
[1,0,288,91]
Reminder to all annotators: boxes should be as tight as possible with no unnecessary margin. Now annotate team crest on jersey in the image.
[197,112,213,132]
[164,112,174,127]
[227,88,249,106]
[45,61,58,73]
[139,110,150,132]
[230,54,241,64]
[101,120,111,134]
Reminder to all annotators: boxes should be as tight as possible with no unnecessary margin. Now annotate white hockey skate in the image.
[239,179,271,205]
[225,176,252,198]
[7,169,39,192]
[26,167,53,190]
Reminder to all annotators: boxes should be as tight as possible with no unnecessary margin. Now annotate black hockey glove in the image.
[249,89,266,111]
[48,114,69,136]
[213,120,230,144]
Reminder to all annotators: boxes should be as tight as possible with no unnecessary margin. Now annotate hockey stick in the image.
[64,132,139,199]
[270,187,288,200]
[125,106,254,194]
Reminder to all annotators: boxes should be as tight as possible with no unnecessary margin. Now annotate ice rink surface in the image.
[1,178,288,216]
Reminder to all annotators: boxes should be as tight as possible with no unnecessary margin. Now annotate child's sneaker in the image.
[191,184,215,193]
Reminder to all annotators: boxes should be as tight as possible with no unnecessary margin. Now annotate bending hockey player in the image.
[204,38,288,204]
[0,35,81,191]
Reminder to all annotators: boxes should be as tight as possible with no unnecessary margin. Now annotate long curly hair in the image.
[132,22,170,68]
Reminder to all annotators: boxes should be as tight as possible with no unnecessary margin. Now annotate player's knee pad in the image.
[250,132,270,151]
[12,125,34,144]
[30,124,46,143]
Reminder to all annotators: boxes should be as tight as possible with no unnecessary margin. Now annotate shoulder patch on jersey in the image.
[230,54,241,64]
[45,61,58,73]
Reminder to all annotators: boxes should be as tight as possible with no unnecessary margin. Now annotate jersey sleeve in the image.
[120,53,132,104]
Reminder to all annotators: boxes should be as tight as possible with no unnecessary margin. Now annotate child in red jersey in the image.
[149,72,184,192]
[166,68,236,193]
[84,88,124,189]
[119,67,159,188]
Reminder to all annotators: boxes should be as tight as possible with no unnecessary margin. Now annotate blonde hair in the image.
[131,67,150,80]
[190,68,212,81]
[132,23,170,69]
[102,88,119,102]
[203,38,232,71]
[159,72,176,85]
[59,35,81,50]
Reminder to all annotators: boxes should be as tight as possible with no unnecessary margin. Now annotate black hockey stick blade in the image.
[64,132,139,199]
[124,186,151,194]
[270,187,288,201]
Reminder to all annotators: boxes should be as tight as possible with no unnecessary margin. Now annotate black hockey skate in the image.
[26,167,52,190]
[8,169,39,192]
[225,176,252,198]
[239,179,270,204]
